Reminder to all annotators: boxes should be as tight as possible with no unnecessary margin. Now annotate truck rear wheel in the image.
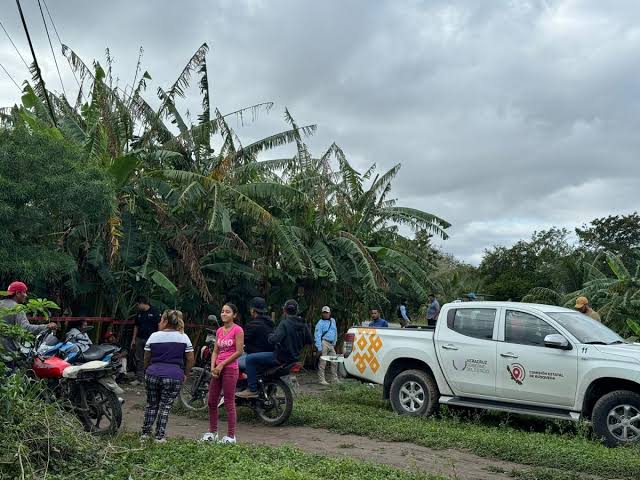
[592,390,640,447]
[390,369,439,417]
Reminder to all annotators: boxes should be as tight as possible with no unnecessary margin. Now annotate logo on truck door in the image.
[507,363,526,385]
[353,328,383,374]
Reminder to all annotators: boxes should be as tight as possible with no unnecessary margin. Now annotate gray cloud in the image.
[1,0,639,264]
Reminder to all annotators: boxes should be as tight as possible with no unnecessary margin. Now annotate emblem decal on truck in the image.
[353,328,384,374]
[507,363,526,385]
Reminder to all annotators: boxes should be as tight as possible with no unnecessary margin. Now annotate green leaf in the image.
[150,270,178,296]
[627,319,640,337]
[109,154,138,188]
[221,208,232,233]
[606,253,630,281]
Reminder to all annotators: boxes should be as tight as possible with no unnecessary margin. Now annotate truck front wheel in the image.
[390,369,439,417]
[592,390,640,447]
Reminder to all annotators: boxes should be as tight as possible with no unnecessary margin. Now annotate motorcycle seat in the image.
[76,344,119,363]
[264,362,298,377]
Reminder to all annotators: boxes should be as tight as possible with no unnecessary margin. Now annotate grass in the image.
[45,436,446,480]
[288,383,640,480]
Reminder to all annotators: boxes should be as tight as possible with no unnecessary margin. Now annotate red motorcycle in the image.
[20,330,123,435]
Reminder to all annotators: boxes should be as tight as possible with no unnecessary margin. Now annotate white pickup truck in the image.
[343,301,640,446]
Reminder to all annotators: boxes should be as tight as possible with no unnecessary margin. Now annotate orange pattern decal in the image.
[352,328,384,374]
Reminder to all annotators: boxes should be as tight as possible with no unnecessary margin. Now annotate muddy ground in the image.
[119,375,575,480]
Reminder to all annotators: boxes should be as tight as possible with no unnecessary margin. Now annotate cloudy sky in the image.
[1,0,639,264]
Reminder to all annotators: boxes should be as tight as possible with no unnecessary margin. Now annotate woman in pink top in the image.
[202,303,244,443]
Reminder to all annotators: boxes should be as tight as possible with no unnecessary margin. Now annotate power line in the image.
[36,0,66,97]
[0,61,22,91]
[0,18,30,70]
[41,0,82,92]
[15,0,57,127]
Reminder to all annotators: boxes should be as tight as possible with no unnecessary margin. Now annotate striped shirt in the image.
[144,330,194,380]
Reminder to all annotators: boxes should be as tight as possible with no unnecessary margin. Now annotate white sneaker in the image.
[201,432,219,442]
[319,379,330,386]
[140,434,150,441]
[221,436,236,444]
[155,437,167,443]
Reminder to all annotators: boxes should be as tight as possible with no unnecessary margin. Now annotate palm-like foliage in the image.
[3,43,451,330]
[524,252,640,335]
[574,253,640,330]
[242,128,452,324]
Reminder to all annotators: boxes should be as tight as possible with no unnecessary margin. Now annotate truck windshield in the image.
[547,312,625,345]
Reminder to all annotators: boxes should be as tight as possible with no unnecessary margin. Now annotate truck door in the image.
[496,309,578,407]
[436,307,498,397]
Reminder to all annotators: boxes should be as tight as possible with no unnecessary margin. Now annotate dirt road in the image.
[121,380,529,480]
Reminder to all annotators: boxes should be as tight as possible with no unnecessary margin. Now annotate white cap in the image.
[321,306,331,313]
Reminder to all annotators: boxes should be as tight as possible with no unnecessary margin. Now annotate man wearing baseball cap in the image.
[1,281,57,354]
[237,299,312,398]
[575,296,601,322]
[314,306,339,386]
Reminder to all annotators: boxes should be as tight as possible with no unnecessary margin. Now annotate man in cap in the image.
[0,281,57,355]
[314,306,339,385]
[239,297,275,370]
[575,296,601,322]
[237,299,312,398]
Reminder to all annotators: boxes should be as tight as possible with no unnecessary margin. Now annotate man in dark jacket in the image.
[238,297,275,370]
[236,299,312,398]
[244,297,275,354]
[130,296,161,385]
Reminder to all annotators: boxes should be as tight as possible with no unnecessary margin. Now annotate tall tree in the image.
[576,213,640,262]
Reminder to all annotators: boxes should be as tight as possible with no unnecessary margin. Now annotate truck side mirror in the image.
[544,334,571,350]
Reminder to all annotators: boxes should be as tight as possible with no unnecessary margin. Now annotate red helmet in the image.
[7,281,28,295]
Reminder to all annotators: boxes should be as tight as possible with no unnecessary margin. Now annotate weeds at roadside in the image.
[47,436,447,480]
[289,383,640,480]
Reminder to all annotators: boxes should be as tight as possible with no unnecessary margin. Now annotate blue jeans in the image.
[244,351,280,391]
[237,353,247,371]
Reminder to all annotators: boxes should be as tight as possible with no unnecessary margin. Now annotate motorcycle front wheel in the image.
[254,378,293,426]
[76,383,122,435]
[180,367,210,411]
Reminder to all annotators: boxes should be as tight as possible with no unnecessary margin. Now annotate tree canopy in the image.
[0,124,113,291]
[0,44,449,330]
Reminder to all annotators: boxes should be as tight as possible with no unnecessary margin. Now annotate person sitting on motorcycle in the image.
[0,281,57,356]
[238,297,275,370]
[236,299,312,399]
[65,319,92,352]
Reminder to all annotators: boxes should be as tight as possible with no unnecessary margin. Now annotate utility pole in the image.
[15,0,57,127]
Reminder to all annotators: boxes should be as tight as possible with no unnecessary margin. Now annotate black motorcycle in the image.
[181,361,296,426]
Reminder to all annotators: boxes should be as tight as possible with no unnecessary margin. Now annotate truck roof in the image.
[444,301,576,315]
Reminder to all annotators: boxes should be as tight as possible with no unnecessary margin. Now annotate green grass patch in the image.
[46,436,446,480]
[289,383,640,479]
